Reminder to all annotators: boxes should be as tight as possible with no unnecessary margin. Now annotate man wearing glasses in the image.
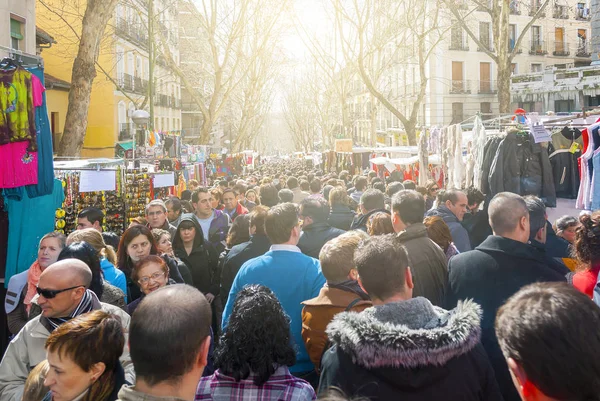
[0,259,134,401]
[145,199,177,238]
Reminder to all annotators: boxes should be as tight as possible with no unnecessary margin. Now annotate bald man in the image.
[446,192,565,401]
[0,259,134,401]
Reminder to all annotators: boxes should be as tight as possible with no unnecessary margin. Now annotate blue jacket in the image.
[101,258,128,303]
[426,206,472,253]
[222,248,325,373]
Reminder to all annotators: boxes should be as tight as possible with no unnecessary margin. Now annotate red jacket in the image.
[229,202,248,221]
[573,266,600,299]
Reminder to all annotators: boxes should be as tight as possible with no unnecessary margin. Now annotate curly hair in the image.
[573,211,600,268]
[367,212,394,236]
[423,216,453,253]
[215,285,296,385]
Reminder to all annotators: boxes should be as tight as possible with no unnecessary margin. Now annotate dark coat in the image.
[173,214,219,295]
[350,209,389,232]
[319,298,503,401]
[529,239,570,276]
[489,131,556,207]
[545,221,572,259]
[220,234,272,306]
[447,235,566,401]
[327,204,355,231]
[395,224,448,307]
[298,222,345,259]
[462,209,492,249]
[426,205,472,253]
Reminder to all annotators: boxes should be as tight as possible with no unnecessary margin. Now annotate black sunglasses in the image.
[36,285,83,299]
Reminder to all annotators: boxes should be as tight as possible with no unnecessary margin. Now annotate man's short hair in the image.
[191,187,210,204]
[249,206,268,235]
[523,195,546,239]
[354,176,368,192]
[360,189,385,212]
[165,197,182,213]
[78,208,104,225]
[299,198,329,223]
[440,188,464,204]
[130,285,211,386]
[146,199,167,214]
[233,183,247,196]
[278,189,294,203]
[265,203,298,244]
[391,190,425,225]
[496,283,600,400]
[386,182,404,198]
[300,180,310,192]
[319,231,369,283]
[465,187,485,206]
[309,179,321,194]
[402,180,416,190]
[488,192,529,236]
[286,176,299,190]
[222,188,237,197]
[355,234,410,300]
[373,182,385,193]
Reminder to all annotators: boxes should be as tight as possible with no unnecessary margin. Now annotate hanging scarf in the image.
[328,280,370,300]
[24,261,44,313]
[45,290,95,332]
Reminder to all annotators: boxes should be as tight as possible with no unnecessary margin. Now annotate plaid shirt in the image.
[195,366,316,401]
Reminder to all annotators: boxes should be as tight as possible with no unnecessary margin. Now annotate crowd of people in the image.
[2,159,600,401]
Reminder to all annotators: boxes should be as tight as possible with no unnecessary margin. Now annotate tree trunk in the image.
[496,0,511,114]
[57,0,118,156]
[200,117,212,145]
[497,63,512,114]
[405,121,417,146]
[370,96,377,147]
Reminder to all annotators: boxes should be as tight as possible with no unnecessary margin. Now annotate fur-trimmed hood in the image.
[326,297,482,370]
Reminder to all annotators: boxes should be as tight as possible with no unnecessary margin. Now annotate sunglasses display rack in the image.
[54,170,127,235]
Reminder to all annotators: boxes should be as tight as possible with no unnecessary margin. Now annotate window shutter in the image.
[10,19,23,40]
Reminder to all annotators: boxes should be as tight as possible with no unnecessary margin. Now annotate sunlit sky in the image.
[281,0,332,61]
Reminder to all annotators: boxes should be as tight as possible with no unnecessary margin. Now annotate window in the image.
[450,22,465,50]
[531,26,541,46]
[509,24,517,51]
[555,100,574,112]
[479,22,491,51]
[511,63,518,74]
[480,102,492,117]
[116,46,125,83]
[10,16,24,51]
[531,63,542,73]
[451,103,464,124]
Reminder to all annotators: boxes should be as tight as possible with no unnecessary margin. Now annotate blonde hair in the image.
[23,360,49,401]
[67,228,117,266]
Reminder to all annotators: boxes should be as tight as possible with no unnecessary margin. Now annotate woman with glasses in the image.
[5,232,66,335]
[117,225,188,302]
[42,310,127,401]
[425,180,439,212]
[126,255,171,315]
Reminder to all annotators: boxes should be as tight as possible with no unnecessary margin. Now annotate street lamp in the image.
[131,109,150,167]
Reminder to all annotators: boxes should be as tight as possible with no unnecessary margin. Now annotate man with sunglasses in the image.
[0,259,134,401]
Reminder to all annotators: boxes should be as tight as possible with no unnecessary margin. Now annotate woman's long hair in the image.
[226,215,251,248]
[67,229,117,266]
[214,285,296,385]
[58,242,104,300]
[116,226,158,278]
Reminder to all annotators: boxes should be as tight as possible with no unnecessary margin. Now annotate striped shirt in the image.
[195,366,316,401]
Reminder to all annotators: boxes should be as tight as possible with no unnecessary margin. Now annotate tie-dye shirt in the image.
[0,68,37,151]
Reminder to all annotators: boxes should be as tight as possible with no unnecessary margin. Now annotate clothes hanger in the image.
[0,56,20,70]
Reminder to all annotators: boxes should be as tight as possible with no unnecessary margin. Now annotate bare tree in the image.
[332,0,446,145]
[283,76,319,153]
[443,0,550,113]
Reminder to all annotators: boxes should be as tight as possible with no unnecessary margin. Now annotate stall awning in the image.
[116,141,133,150]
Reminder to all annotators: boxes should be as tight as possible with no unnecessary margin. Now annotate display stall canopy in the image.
[54,158,124,170]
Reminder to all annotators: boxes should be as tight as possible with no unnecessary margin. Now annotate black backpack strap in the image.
[318,298,363,370]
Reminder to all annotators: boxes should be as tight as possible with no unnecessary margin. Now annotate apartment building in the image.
[344,0,592,144]
[37,0,182,158]
[0,0,36,59]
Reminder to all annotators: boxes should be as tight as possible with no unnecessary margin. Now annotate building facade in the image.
[37,0,182,158]
[0,0,37,59]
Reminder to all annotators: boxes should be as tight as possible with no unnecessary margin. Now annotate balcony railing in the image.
[181,102,201,112]
[553,41,570,56]
[449,80,498,95]
[553,5,569,19]
[576,41,592,58]
[123,73,134,91]
[449,40,469,51]
[529,41,548,55]
[529,4,546,17]
[119,123,133,141]
[479,80,498,94]
[509,40,523,53]
[478,42,494,52]
[450,80,471,94]
[115,18,148,51]
[133,76,148,95]
[575,7,591,20]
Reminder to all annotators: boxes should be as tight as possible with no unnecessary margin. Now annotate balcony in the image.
[575,7,591,20]
[478,80,498,94]
[123,73,134,92]
[119,123,133,141]
[529,41,548,55]
[450,80,471,94]
[115,18,148,51]
[576,41,592,58]
[449,40,469,51]
[529,4,546,17]
[449,80,498,95]
[553,5,569,19]
[133,76,148,95]
[509,40,523,53]
[181,102,201,112]
[478,42,494,52]
[553,41,570,57]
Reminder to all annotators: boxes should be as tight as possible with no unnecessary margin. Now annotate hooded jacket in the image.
[173,214,219,295]
[319,298,502,401]
[350,209,389,232]
[447,235,566,401]
[396,224,448,307]
[489,131,556,207]
[298,222,345,259]
[327,204,355,231]
[426,205,472,253]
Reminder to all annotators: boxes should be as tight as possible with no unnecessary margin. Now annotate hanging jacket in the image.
[548,127,583,199]
[173,214,219,296]
[480,137,503,197]
[489,131,556,207]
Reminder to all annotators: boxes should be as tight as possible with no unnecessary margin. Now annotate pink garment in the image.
[0,141,38,188]
[30,75,45,107]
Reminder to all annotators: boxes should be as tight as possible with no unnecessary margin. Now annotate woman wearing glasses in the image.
[126,255,171,315]
[41,310,127,401]
[5,232,66,335]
